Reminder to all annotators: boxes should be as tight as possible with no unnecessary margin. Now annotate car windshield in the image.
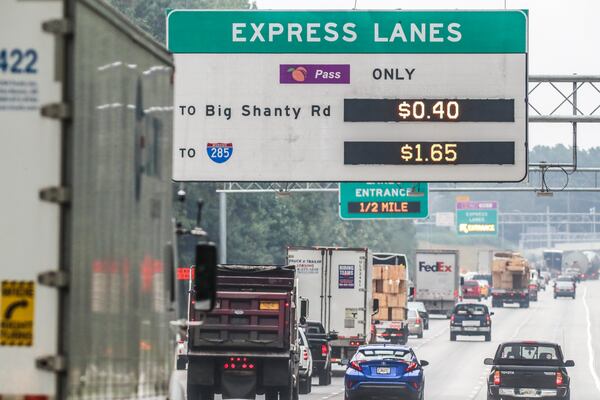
[497,344,562,365]
[355,348,413,362]
[454,304,487,315]
[557,276,572,282]
[408,309,418,318]
[305,323,325,334]
[464,281,478,287]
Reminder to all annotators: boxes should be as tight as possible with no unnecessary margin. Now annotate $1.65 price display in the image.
[344,142,516,165]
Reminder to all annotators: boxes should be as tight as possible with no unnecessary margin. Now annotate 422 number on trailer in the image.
[0,49,38,74]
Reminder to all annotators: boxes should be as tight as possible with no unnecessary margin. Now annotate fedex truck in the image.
[413,250,460,318]
[287,247,373,366]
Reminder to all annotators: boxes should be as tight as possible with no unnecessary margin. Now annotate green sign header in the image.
[167,10,527,54]
[339,182,429,220]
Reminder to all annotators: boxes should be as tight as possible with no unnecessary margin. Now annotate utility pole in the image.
[219,191,227,264]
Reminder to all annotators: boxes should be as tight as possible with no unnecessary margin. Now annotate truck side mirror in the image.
[564,360,575,367]
[409,287,415,297]
[299,298,309,320]
[328,332,338,341]
[193,242,217,312]
[483,358,494,365]
[460,276,465,286]
[372,298,380,315]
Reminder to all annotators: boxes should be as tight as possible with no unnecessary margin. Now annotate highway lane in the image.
[187,280,600,400]
[302,280,600,400]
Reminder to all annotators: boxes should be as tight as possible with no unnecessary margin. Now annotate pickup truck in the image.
[485,341,575,400]
[302,320,336,385]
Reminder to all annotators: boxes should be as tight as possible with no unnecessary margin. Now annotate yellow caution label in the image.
[0,280,34,346]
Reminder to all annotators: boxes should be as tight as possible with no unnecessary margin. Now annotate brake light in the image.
[303,349,309,361]
[450,314,455,323]
[349,360,363,372]
[405,362,418,373]
[321,343,328,357]
[556,371,564,385]
[350,340,362,346]
[416,318,421,325]
[493,370,501,385]
[485,314,491,325]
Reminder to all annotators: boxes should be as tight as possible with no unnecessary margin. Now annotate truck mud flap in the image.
[222,371,257,399]
[263,359,290,386]
[188,358,215,385]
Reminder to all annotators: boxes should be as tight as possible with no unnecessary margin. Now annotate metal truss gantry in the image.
[218,75,600,194]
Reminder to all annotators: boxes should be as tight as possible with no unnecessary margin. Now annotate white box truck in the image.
[0,1,177,398]
[287,247,373,366]
[413,250,460,318]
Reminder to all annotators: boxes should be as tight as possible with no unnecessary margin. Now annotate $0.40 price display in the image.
[344,99,514,122]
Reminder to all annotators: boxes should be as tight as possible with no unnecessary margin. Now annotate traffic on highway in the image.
[2,1,600,400]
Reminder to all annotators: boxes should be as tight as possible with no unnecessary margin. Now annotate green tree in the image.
[108,0,254,43]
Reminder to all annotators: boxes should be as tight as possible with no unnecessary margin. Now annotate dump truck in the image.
[186,265,300,400]
[371,253,409,345]
[491,252,531,308]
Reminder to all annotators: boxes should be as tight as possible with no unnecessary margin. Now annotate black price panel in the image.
[344,142,515,165]
[344,99,514,122]
[347,201,422,215]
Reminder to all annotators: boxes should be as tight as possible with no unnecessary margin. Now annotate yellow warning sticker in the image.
[1,280,34,346]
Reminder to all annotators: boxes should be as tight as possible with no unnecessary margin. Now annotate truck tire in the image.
[187,384,214,400]
[417,331,423,339]
[299,377,311,394]
[265,389,278,400]
[485,333,491,342]
[450,333,456,341]
[318,366,331,386]
[521,301,529,309]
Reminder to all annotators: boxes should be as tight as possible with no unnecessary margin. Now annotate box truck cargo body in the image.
[413,250,459,318]
[0,0,175,398]
[287,247,372,365]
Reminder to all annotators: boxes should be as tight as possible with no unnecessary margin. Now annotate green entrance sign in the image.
[167,10,527,54]
[339,183,428,220]
[456,201,498,236]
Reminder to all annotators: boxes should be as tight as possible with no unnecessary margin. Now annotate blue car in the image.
[345,344,428,400]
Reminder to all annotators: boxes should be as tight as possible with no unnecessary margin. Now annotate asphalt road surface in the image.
[182,280,600,400]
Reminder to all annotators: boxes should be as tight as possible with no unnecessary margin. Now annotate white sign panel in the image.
[415,252,458,301]
[169,10,527,182]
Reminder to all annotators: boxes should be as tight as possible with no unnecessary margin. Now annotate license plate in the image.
[463,320,480,327]
[519,388,537,396]
[376,367,391,375]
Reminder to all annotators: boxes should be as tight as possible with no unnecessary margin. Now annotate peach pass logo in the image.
[280,64,350,84]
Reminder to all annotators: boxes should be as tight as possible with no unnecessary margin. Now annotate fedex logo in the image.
[418,261,453,272]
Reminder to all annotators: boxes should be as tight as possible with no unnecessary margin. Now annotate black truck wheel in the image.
[187,384,214,400]
[485,333,491,342]
[265,389,278,400]
[450,333,457,341]
[318,366,331,386]
[299,376,312,394]
[521,301,530,309]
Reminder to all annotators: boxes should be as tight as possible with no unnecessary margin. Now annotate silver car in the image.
[407,309,424,339]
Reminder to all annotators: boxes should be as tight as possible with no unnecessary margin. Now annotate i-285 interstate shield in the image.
[168,10,527,182]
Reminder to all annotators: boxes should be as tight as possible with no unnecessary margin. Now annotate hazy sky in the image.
[255,0,600,149]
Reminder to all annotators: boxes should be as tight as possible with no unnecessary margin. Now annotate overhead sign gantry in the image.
[168,10,528,182]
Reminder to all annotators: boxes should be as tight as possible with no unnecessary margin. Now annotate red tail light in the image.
[416,318,421,325]
[450,314,455,323]
[321,343,328,357]
[493,370,501,385]
[349,360,363,372]
[303,349,309,361]
[556,371,564,385]
[485,314,491,325]
[405,362,418,373]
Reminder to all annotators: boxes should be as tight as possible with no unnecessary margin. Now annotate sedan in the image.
[345,345,428,400]
[407,309,424,339]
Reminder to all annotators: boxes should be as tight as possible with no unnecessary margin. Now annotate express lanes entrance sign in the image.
[167,10,528,182]
[339,182,428,220]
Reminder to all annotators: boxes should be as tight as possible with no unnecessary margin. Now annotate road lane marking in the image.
[582,287,600,394]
